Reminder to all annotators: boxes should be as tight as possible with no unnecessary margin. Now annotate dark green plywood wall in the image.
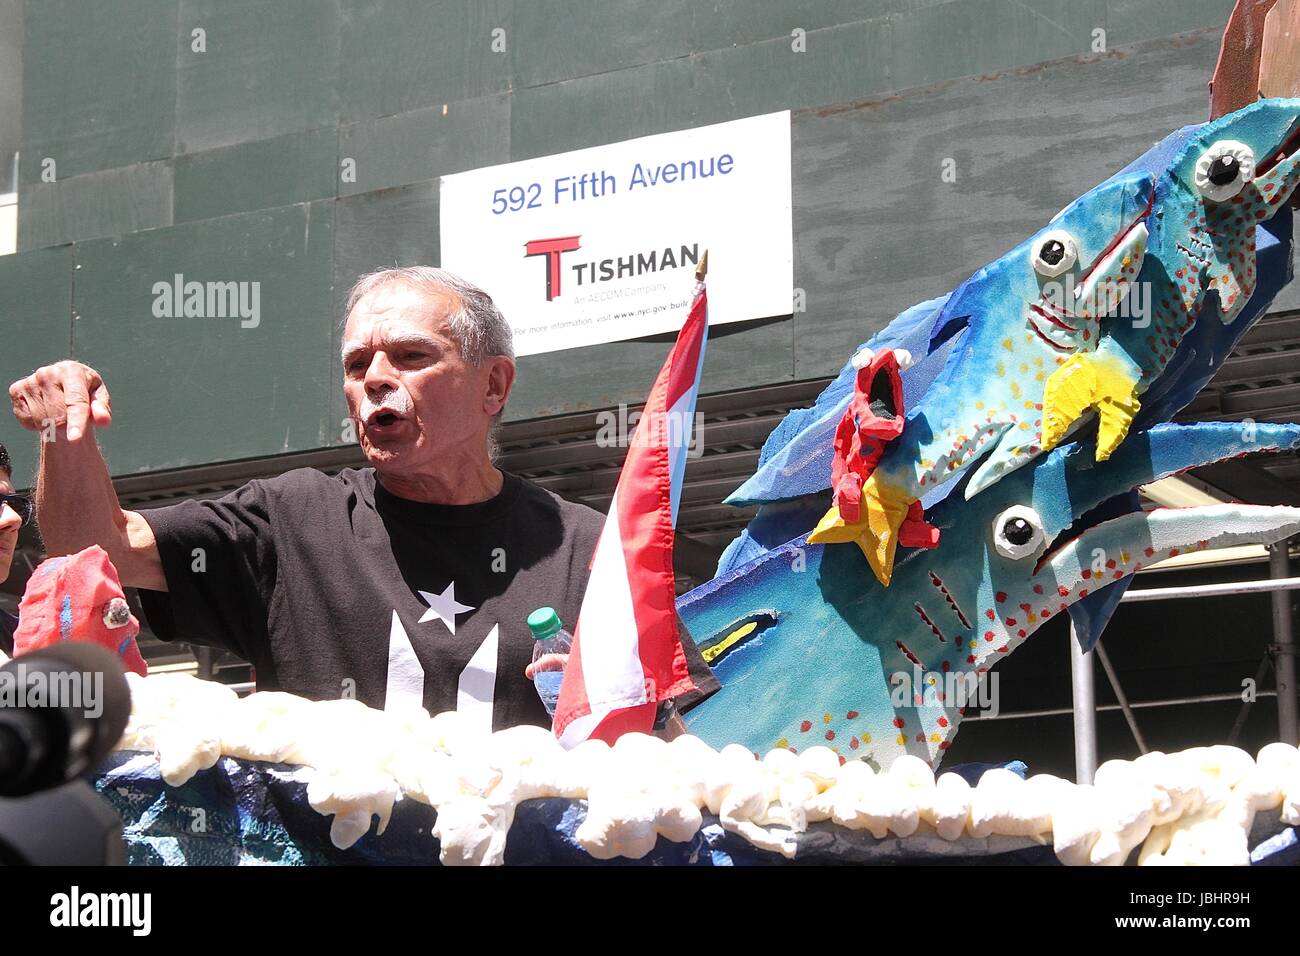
[0,0,1242,476]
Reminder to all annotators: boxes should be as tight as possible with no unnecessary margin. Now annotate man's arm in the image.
[11,361,166,591]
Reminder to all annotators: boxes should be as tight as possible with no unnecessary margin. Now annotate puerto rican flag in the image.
[553,261,710,747]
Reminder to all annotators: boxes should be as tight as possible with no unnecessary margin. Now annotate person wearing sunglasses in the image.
[0,441,31,657]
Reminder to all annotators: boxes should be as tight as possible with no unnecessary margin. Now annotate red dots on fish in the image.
[800,720,812,733]
[847,710,859,720]
[913,602,946,642]
[825,730,836,741]
[893,718,905,729]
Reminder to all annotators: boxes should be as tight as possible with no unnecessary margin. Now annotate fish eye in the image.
[1031,229,1079,278]
[102,597,132,628]
[1194,140,1255,202]
[992,505,1046,559]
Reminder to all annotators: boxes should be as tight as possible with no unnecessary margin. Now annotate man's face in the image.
[341,282,512,480]
[0,473,19,584]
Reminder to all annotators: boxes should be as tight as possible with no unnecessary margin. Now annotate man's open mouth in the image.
[366,410,407,430]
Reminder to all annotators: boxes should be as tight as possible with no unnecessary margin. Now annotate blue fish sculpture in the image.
[726,99,1300,588]
[679,421,1300,769]
[1040,98,1300,459]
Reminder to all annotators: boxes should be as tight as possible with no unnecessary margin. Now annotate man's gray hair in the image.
[342,266,515,366]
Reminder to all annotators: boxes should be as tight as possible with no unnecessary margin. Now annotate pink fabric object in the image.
[12,545,148,676]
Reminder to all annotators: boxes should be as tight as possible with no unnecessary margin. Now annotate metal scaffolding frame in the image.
[1068,539,1299,783]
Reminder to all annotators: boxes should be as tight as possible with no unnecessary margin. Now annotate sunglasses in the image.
[0,493,33,527]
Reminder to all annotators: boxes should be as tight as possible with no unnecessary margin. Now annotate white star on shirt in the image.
[417,581,476,634]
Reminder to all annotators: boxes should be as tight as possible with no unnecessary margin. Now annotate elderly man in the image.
[8,267,716,729]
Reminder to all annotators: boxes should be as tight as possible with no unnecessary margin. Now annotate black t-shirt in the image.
[0,609,15,657]
[137,467,717,731]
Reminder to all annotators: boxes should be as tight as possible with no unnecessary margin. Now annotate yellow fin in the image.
[807,476,912,586]
[1041,352,1142,459]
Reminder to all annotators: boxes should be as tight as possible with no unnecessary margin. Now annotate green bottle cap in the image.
[527,607,563,640]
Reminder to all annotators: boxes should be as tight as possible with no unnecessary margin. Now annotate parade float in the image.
[4,3,1300,867]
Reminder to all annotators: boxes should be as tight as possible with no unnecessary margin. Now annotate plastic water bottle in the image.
[527,607,572,716]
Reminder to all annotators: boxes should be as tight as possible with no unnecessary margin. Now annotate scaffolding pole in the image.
[1121,575,1300,602]
[1070,623,1097,785]
[1272,541,1298,746]
[1095,641,1149,754]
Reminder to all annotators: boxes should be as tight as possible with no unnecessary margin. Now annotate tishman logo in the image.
[524,236,701,301]
[524,235,581,300]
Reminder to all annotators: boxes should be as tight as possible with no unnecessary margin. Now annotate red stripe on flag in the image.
[664,288,707,409]
[552,283,708,746]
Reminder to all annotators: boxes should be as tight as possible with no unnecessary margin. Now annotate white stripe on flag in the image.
[575,487,648,708]
[557,709,607,749]
[665,385,698,526]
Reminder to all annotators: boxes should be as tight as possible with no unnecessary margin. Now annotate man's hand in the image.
[9,360,164,590]
[524,653,569,680]
[9,360,113,442]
